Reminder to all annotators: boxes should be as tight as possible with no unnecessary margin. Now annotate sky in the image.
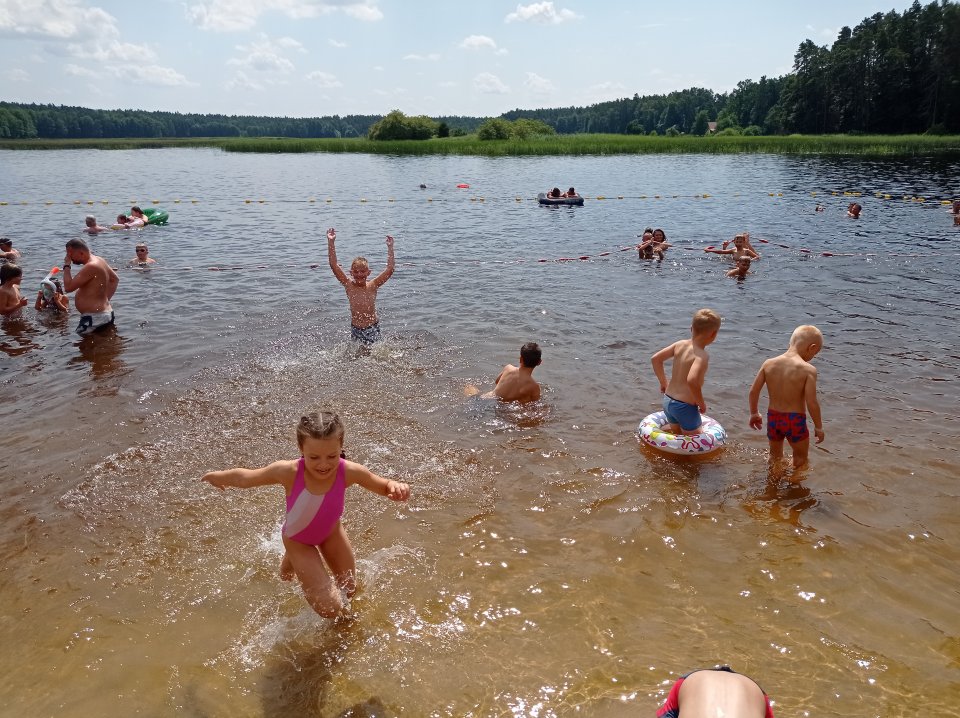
[0,0,915,118]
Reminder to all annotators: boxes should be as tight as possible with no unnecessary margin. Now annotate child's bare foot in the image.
[279,553,294,581]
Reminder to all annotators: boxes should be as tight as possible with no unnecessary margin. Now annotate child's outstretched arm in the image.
[748,365,767,429]
[202,461,292,491]
[650,343,676,393]
[326,228,350,285]
[346,462,410,501]
[372,235,395,288]
[804,369,825,443]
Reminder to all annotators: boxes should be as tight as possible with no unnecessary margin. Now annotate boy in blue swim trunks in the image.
[326,227,395,344]
[651,308,721,435]
[748,325,824,472]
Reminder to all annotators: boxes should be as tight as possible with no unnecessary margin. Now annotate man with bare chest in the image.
[62,238,119,335]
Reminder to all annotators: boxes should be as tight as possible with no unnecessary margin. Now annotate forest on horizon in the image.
[1,0,958,140]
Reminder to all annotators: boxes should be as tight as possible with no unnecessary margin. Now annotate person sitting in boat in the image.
[563,187,580,198]
[546,187,563,198]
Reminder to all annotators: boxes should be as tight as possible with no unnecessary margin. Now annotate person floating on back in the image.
[658,666,775,718]
[202,411,410,618]
[748,324,824,472]
[326,227,395,345]
[465,342,543,403]
[651,308,721,435]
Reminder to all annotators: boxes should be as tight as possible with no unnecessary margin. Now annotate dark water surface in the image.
[1,149,958,717]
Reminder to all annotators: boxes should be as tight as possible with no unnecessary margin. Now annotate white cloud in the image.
[64,62,98,78]
[115,65,195,87]
[3,68,30,82]
[329,38,347,48]
[524,72,553,96]
[0,0,192,91]
[0,0,113,39]
[403,52,440,61]
[277,36,305,51]
[459,34,497,51]
[505,2,579,24]
[474,72,509,94]
[306,70,342,88]
[226,70,263,91]
[228,36,297,74]
[185,0,382,33]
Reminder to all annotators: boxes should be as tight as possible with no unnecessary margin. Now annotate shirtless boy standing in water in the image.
[326,228,395,344]
[651,308,721,435]
[62,237,119,335]
[466,342,542,403]
[748,325,824,472]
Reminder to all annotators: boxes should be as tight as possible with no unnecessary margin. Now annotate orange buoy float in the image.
[456,183,470,188]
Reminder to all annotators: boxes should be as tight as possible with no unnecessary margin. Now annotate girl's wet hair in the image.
[296,411,346,456]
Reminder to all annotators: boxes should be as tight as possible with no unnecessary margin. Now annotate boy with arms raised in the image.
[748,325,824,471]
[651,308,721,434]
[326,227,395,345]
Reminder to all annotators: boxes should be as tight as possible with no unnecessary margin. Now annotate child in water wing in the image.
[202,411,410,618]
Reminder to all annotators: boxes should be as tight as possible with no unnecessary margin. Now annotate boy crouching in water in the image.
[748,325,824,473]
[465,342,542,403]
[651,308,721,434]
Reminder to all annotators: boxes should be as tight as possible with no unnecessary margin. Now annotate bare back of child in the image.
[465,342,542,403]
[651,309,721,435]
[749,325,824,473]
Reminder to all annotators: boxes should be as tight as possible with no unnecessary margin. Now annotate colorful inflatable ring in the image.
[637,410,726,455]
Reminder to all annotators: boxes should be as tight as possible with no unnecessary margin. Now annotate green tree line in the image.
[1,1,958,140]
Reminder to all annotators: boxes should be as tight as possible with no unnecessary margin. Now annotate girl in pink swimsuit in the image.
[202,411,410,618]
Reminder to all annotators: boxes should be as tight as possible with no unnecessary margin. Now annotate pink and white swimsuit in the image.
[283,457,346,545]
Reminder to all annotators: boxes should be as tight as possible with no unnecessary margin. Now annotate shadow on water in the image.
[0,315,42,358]
[256,616,391,718]
[67,325,131,381]
[739,463,825,529]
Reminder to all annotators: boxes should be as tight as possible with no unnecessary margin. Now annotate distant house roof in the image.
[707,122,717,133]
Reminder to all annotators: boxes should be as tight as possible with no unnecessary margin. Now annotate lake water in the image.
[1,148,958,717]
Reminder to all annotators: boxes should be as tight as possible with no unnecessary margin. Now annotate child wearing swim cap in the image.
[202,411,410,618]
